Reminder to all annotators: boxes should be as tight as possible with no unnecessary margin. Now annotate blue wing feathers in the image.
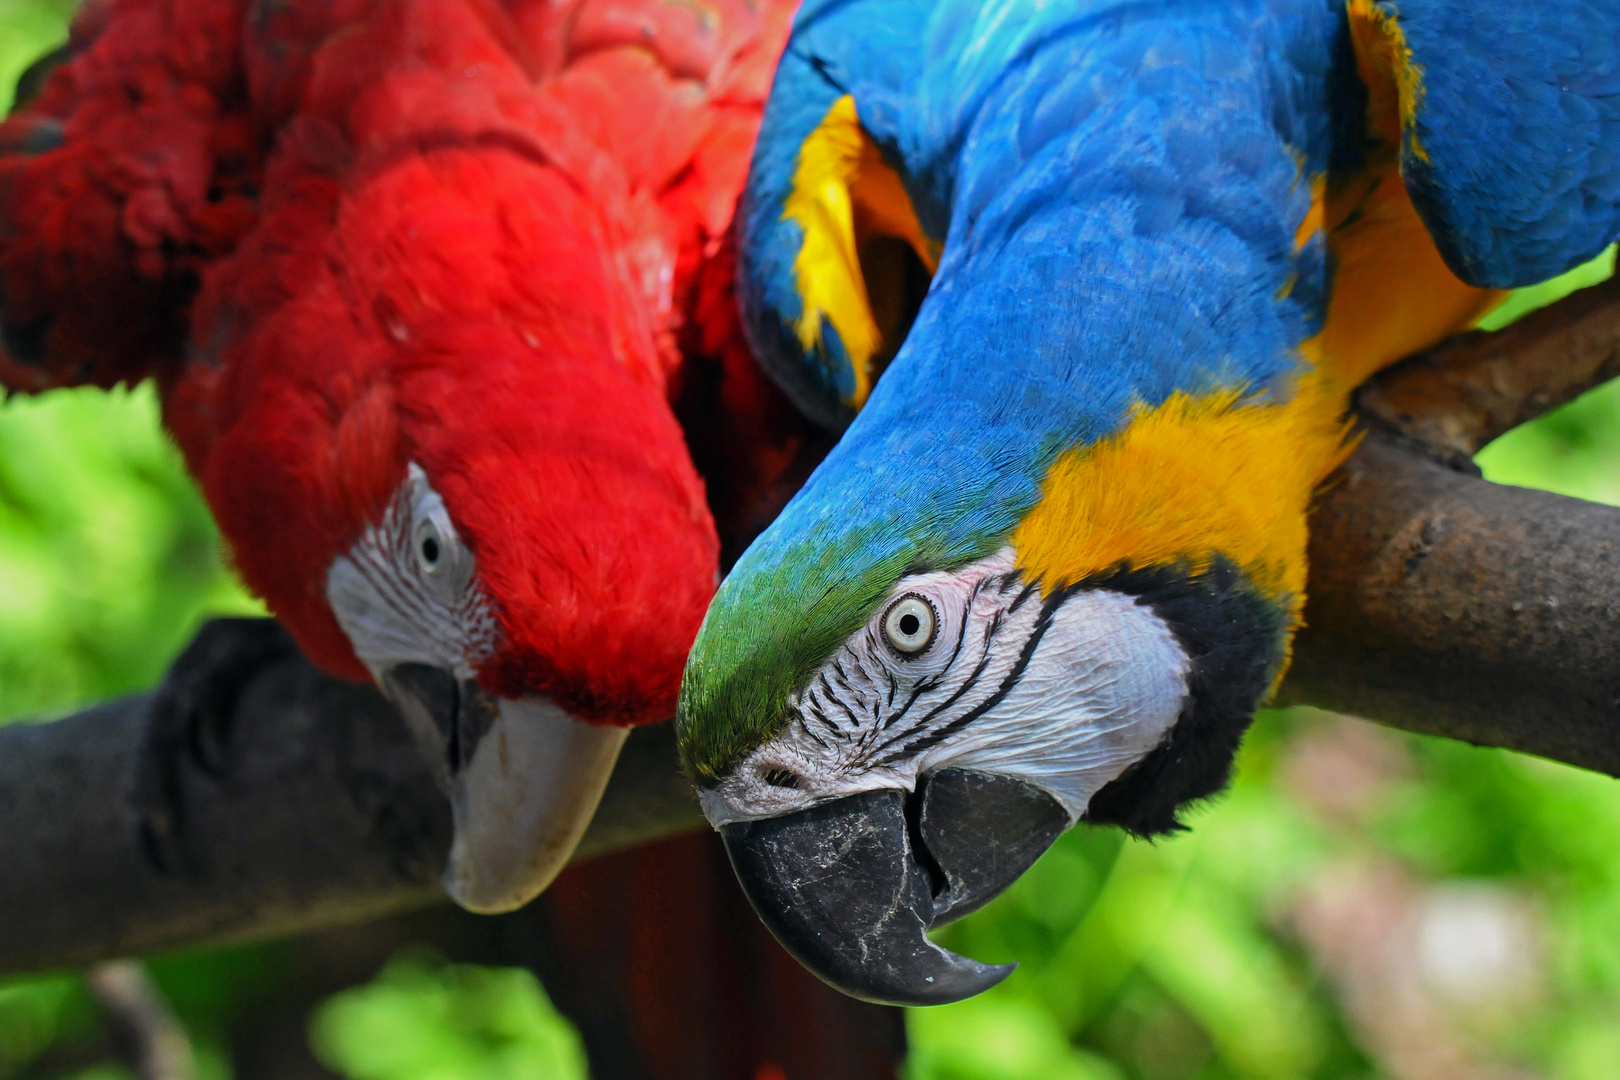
[1393,0,1620,286]
[739,0,1348,571]
[736,0,1620,587]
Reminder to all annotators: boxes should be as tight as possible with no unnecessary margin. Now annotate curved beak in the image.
[719,769,1068,1006]
[385,664,627,913]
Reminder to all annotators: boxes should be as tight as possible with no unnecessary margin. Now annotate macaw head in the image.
[326,338,717,917]
[186,146,719,914]
[674,385,1323,1002]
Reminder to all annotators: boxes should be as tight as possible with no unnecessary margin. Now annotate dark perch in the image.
[1281,429,1620,773]
[0,661,700,973]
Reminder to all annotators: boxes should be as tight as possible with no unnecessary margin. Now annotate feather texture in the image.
[1,0,806,727]
[681,0,1620,778]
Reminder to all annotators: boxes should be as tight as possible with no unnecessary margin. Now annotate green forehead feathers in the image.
[675,539,917,785]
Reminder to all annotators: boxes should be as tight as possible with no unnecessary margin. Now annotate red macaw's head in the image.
[170,143,719,913]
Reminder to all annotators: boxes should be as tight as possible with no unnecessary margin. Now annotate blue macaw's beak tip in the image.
[719,770,1068,1006]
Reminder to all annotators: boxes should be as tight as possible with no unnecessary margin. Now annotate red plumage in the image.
[0,0,807,727]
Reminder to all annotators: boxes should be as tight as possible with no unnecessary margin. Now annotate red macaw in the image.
[0,0,809,913]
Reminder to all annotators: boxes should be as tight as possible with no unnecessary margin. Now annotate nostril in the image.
[761,767,800,789]
[904,776,949,900]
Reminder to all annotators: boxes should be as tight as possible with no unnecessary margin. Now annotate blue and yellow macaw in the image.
[675,0,1620,1005]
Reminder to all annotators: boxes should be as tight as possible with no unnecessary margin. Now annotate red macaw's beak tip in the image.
[382,665,627,914]
[443,697,628,914]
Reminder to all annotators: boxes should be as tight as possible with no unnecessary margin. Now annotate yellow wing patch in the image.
[1012,378,1354,621]
[1298,159,1505,390]
[1346,0,1428,162]
[1292,2,1508,390]
[784,95,940,408]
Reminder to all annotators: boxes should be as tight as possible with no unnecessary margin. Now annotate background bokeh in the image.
[4,4,1620,1078]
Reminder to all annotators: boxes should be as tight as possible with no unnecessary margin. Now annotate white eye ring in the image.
[415,518,444,576]
[883,594,938,656]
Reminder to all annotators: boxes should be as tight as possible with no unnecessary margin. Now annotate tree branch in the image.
[1279,429,1620,774]
[0,659,701,975]
[3,280,1619,977]
[85,961,196,1080]
[1356,273,1620,459]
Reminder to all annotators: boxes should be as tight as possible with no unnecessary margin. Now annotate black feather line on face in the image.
[804,699,844,743]
[896,618,998,737]
[792,708,832,751]
[877,580,1061,765]
[1080,557,1289,839]
[832,658,854,690]
[812,671,858,731]
[871,576,1039,756]
[843,653,887,738]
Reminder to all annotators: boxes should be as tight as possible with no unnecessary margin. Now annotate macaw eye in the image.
[415,519,444,575]
[883,594,938,656]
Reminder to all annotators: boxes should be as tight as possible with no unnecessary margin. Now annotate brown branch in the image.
[1279,429,1620,775]
[85,961,196,1080]
[1357,273,1620,459]
[2,278,1619,977]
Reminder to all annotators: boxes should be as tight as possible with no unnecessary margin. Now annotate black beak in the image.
[720,769,1069,1006]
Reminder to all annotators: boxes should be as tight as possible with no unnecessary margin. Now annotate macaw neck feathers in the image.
[1012,380,1354,617]
[1078,557,1289,837]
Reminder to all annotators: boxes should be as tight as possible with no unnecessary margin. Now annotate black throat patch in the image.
[1078,557,1289,838]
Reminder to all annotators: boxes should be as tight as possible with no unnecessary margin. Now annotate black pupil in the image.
[899,612,921,636]
[421,536,440,564]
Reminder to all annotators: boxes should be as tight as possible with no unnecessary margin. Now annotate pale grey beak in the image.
[384,665,627,913]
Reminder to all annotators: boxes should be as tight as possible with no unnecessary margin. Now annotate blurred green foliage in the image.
[1,944,292,1080]
[4,4,1620,1079]
[0,0,76,112]
[0,387,263,722]
[308,951,588,1080]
